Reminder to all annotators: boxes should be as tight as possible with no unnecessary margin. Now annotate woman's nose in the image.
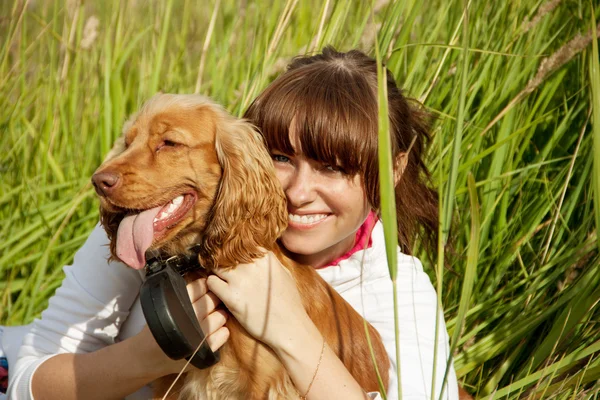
[284,167,317,207]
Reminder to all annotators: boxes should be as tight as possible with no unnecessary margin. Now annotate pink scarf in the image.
[320,211,378,268]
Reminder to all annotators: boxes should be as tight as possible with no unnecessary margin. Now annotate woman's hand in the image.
[206,251,313,353]
[137,277,230,377]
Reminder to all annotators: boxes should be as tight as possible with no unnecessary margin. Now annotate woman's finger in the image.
[200,308,228,336]
[186,278,208,302]
[206,275,231,303]
[206,326,230,352]
[191,291,222,320]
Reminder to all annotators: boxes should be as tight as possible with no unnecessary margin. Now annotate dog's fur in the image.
[93,94,390,399]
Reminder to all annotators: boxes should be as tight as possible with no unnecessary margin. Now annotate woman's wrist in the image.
[132,325,187,378]
[269,316,368,400]
[268,313,322,361]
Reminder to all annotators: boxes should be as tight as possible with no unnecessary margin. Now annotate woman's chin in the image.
[279,236,316,256]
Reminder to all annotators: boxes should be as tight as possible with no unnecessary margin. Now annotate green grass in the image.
[1,0,599,398]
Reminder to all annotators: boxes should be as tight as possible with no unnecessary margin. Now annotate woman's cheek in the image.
[274,165,290,188]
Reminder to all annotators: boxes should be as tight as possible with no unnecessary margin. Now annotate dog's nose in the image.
[92,171,121,196]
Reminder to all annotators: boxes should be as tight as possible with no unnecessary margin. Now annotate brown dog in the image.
[92,94,390,399]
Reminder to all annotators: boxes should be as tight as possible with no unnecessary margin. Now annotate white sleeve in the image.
[7,224,143,400]
[367,255,459,400]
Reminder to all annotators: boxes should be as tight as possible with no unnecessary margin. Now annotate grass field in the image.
[1,0,600,398]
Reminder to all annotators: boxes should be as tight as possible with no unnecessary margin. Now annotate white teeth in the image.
[288,213,328,224]
[153,196,185,222]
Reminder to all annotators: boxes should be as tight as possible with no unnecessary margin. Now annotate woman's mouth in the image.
[287,213,330,229]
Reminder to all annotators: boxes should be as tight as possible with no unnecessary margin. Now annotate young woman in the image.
[2,47,459,399]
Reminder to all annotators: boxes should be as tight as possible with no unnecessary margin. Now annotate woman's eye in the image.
[272,154,290,163]
[323,164,344,173]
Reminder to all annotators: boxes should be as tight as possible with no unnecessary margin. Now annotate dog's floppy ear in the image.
[198,114,288,270]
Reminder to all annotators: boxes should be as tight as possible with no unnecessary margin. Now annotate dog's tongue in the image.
[116,206,163,270]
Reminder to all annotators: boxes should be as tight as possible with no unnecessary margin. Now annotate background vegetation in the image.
[1,0,599,398]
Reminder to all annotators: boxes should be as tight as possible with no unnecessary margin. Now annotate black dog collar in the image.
[144,244,203,276]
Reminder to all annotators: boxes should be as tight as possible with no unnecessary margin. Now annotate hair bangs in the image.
[247,66,379,176]
[244,73,305,159]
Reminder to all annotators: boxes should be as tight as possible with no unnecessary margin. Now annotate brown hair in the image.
[244,46,438,255]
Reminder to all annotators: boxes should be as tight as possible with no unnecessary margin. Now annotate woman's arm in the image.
[9,225,141,398]
[31,294,229,400]
[9,225,228,399]
[31,321,229,400]
[206,252,370,400]
[31,327,173,400]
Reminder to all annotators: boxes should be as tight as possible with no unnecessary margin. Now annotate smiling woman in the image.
[271,145,371,269]
[245,48,439,260]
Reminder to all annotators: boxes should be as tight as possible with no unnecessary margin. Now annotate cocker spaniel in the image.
[92,94,390,400]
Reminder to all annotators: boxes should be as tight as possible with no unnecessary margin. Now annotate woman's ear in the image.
[393,152,408,186]
[199,114,288,270]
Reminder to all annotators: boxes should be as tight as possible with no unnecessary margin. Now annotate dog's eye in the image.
[156,140,180,152]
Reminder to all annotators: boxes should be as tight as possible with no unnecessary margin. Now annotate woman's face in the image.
[271,133,371,268]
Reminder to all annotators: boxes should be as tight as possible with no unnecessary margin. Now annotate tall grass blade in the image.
[590,2,600,251]
[481,340,600,399]
[102,23,113,157]
[441,0,469,245]
[433,1,470,398]
[195,0,220,94]
[440,173,479,399]
[374,7,400,399]
[149,0,174,95]
[373,5,398,286]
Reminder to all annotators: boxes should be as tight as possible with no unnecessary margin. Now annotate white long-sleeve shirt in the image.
[6,221,458,399]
